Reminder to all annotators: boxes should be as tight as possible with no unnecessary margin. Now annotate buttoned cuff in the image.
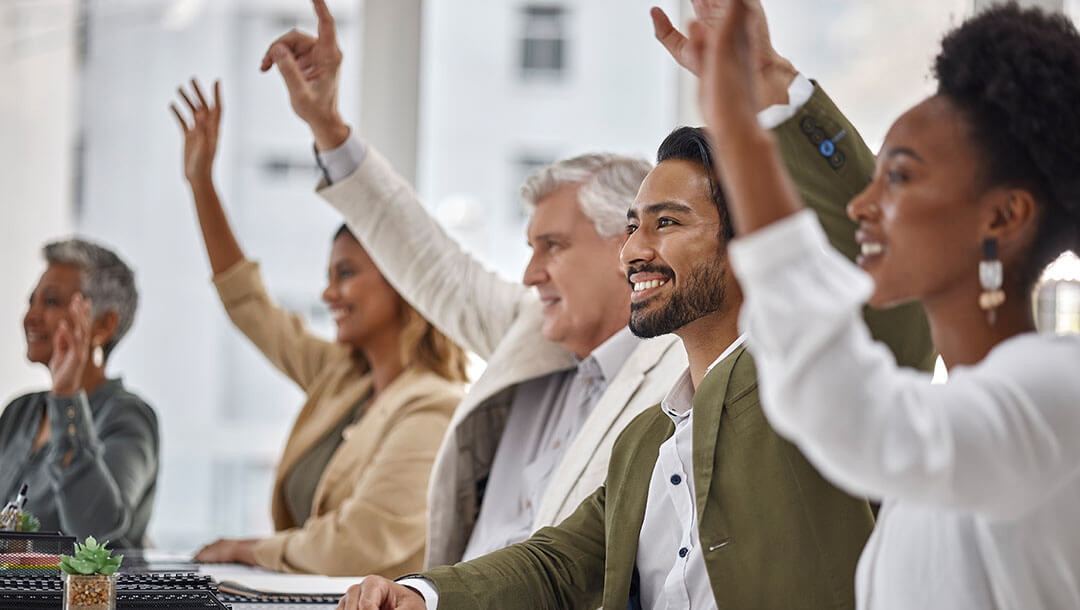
[757,73,814,130]
[396,576,438,610]
[315,133,368,185]
[44,391,96,467]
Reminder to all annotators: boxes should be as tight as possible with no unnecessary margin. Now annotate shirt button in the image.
[67,407,75,419]
[552,439,561,449]
[679,547,688,558]
[670,474,681,485]
[68,424,76,437]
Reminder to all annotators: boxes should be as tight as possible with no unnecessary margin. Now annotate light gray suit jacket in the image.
[318,150,687,568]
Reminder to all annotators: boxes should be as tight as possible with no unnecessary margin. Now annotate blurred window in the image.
[520,5,566,79]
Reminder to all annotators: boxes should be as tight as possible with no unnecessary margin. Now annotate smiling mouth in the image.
[25,331,48,343]
[860,242,884,257]
[329,307,351,322]
[540,296,561,309]
[632,279,668,292]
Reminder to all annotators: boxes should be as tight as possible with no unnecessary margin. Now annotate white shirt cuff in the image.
[756,73,814,130]
[316,132,368,185]
[396,577,438,610]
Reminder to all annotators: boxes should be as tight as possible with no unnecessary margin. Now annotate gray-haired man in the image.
[261,0,686,569]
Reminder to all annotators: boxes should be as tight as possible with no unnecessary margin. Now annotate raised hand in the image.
[693,0,804,234]
[171,78,222,185]
[334,576,426,610]
[50,294,92,398]
[650,0,795,111]
[260,0,349,151]
[690,2,760,141]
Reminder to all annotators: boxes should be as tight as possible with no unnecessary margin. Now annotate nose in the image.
[522,252,549,287]
[620,227,655,274]
[322,280,336,304]
[23,298,41,328]
[847,181,881,224]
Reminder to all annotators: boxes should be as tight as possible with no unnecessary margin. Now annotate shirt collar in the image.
[580,326,639,385]
[660,334,747,420]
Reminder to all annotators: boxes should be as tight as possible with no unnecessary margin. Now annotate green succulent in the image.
[59,536,123,575]
[18,511,40,533]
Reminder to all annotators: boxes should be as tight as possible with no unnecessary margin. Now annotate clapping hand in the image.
[170,78,222,185]
[260,0,349,151]
[50,294,92,398]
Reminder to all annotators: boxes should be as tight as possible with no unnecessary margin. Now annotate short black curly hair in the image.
[934,3,1080,289]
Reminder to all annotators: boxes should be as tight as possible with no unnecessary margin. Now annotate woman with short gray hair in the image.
[0,238,158,549]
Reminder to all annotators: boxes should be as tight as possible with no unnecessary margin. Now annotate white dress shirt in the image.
[461,327,639,561]
[729,210,1080,609]
[636,336,745,610]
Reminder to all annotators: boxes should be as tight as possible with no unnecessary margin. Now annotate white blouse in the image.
[728,210,1080,610]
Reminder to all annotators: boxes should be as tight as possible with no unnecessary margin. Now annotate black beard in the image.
[628,259,727,338]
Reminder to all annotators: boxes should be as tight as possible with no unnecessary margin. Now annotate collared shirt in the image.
[461,326,640,561]
[635,335,745,610]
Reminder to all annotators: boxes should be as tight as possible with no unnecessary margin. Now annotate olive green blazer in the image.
[422,84,935,608]
[426,347,872,609]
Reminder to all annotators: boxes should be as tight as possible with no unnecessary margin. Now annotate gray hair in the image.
[43,239,138,359]
[521,153,653,239]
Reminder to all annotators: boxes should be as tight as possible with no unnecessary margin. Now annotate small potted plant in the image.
[59,536,122,610]
[18,511,40,533]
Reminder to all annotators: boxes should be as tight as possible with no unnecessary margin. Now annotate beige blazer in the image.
[213,260,464,577]
[318,149,688,569]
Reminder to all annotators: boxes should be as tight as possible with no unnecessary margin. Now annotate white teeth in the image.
[861,242,883,257]
[330,308,348,321]
[633,279,668,292]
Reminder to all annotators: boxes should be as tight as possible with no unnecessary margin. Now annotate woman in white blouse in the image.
[687,3,1080,609]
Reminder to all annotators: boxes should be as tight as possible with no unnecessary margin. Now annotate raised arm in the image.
[694,4,1073,517]
[260,0,528,358]
[171,79,341,390]
[170,79,242,276]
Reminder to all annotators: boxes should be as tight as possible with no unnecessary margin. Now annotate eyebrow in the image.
[527,232,569,247]
[627,201,694,220]
[884,147,926,163]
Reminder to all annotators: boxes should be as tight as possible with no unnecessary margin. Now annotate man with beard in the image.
[339,122,929,610]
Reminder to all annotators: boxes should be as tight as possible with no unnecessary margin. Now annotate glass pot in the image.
[63,572,116,610]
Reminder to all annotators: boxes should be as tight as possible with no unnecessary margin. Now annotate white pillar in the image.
[358,0,422,184]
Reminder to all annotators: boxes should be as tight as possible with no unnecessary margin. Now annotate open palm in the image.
[171,79,222,183]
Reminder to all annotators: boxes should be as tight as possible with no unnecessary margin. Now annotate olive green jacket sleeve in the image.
[424,486,607,609]
[777,84,935,371]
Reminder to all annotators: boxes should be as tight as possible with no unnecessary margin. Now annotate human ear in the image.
[91,310,120,348]
[982,189,1039,249]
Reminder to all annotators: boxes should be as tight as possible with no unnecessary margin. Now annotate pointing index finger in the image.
[313,0,337,45]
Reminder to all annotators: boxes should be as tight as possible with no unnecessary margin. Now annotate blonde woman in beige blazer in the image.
[171,80,467,577]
